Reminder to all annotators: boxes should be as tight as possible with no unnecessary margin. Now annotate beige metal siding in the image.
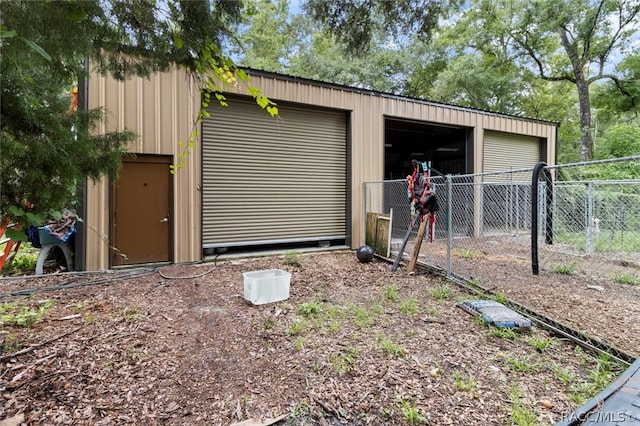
[85,68,200,270]
[202,97,347,247]
[483,131,541,174]
[84,68,557,270]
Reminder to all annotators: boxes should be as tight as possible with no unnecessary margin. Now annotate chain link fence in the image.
[364,156,640,356]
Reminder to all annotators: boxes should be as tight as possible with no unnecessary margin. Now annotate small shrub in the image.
[1,250,38,276]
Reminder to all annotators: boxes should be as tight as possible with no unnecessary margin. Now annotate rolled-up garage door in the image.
[202,96,348,250]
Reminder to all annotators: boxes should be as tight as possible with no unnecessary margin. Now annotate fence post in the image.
[446,174,453,276]
[508,168,513,234]
[586,181,594,255]
[515,181,520,235]
[363,182,368,248]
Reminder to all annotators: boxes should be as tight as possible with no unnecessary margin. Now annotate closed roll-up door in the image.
[202,96,347,249]
[483,131,540,176]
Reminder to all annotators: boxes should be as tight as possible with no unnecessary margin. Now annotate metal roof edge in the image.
[242,67,560,127]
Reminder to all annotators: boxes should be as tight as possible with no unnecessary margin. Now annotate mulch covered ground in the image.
[0,251,634,425]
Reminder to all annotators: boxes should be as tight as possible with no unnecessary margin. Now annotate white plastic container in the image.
[243,269,291,305]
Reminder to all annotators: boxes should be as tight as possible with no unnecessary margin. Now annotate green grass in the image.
[549,362,578,384]
[384,285,399,301]
[452,370,477,392]
[329,347,359,374]
[494,293,508,304]
[555,230,640,253]
[288,319,305,336]
[552,262,577,275]
[555,353,623,405]
[0,299,54,327]
[398,399,426,424]
[527,336,555,353]
[612,272,639,285]
[350,304,377,326]
[121,305,145,321]
[399,297,421,315]
[455,248,480,260]
[488,326,517,340]
[297,300,323,317]
[283,250,302,266]
[429,284,452,302]
[0,244,39,276]
[377,335,406,358]
[504,355,539,373]
[508,384,537,426]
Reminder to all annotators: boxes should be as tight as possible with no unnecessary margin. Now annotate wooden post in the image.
[407,212,431,274]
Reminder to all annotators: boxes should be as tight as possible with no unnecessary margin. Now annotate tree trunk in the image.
[576,75,593,162]
[558,26,594,162]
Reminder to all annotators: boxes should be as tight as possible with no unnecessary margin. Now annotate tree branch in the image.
[581,0,606,64]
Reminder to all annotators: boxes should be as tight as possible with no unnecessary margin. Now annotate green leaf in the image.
[173,34,184,49]
[5,228,28,242]
[8,205,25,217]
[21,37,51,62]
[266,105,278,117]
[247,86,260,97]
[0,30,17,39]
[25,212,44,226]
[49,210,63,220]
[256,96,268,109]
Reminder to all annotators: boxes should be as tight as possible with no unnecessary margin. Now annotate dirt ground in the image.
[0,250,636,425]
[412,235,640,358]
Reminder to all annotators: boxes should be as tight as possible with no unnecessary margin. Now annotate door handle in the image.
[160,217,169,223]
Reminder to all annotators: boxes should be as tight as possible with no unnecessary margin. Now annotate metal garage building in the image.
[80,68,557,271]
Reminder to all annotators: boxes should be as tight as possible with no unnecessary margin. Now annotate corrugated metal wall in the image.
[85,69,557,270]
[86,68,201,270]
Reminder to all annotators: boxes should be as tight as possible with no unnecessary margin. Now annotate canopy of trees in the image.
[234,0,639,165]
[0,0,275,238]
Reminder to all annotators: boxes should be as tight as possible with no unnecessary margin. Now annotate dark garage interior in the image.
[384,117,473,179]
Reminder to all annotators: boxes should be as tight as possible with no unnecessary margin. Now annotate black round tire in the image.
[356,245,375,263]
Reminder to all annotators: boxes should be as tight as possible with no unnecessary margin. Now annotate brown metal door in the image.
[112,156,172,266]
